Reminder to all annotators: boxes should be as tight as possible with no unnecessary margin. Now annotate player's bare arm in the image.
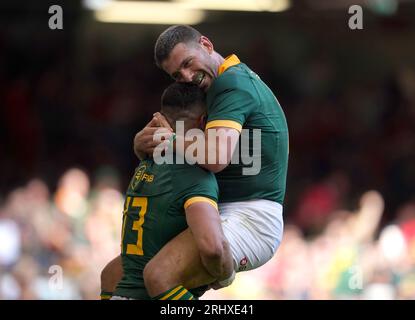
[143,199,233,297]
[134,112,240,173]
[184,201,233,280]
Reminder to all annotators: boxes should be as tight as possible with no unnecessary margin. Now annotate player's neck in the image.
[212,52,225,77]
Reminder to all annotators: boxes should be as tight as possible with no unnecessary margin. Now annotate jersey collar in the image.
[217,54,241,76]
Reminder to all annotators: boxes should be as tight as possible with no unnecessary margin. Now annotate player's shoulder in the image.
[171,163,217,191]
[217,64,248,83]
[171,163,216,182]
[170,163,219,204]
[209,63,255,97]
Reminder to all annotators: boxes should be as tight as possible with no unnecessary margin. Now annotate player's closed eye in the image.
[184,59,192,68]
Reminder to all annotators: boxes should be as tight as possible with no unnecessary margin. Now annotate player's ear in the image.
[199,36,214,54]
[199,114,207,130]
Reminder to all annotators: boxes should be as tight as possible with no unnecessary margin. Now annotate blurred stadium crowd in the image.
[1,3,415,299]
[1,171,415,299]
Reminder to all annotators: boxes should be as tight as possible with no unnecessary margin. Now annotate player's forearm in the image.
[174,134,231,173]
[197,162,228,173]
[186,204,234,281]
[199,134,229,173]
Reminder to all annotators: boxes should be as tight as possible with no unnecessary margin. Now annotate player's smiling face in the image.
[161,39,217,92]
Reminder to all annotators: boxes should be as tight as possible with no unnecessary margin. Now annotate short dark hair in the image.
[154,25,201,68]
[161,82,206,120]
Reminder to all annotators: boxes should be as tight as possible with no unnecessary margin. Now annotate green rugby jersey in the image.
[114,158,218,299]
[205,54,289,204]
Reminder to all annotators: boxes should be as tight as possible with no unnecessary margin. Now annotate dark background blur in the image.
[1,0,415,299]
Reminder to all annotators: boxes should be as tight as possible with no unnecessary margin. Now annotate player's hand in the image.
[208,281,224,290]
[208,270,236,290]
[133,116,173,160]
[153,112,172,131]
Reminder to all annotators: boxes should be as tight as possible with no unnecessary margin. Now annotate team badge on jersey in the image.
[130,164,146,190]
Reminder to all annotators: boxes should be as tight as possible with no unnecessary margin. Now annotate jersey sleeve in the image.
[183,196,218,211]
[206,73,257,132]
[172,165,219,211]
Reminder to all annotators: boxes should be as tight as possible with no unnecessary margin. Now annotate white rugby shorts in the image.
[219,199,284,273]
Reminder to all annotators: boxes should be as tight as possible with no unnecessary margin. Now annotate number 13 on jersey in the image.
[121,196,148,255]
